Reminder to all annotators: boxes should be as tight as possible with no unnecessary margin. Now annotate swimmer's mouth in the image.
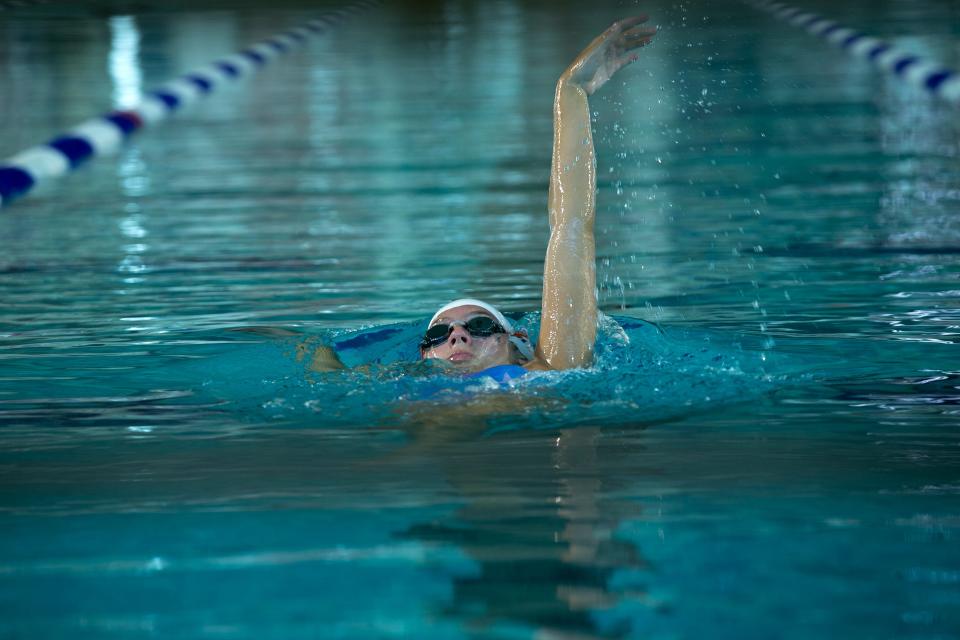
[448,351,474,363]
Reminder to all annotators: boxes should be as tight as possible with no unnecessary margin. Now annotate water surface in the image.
[1,0,959,637]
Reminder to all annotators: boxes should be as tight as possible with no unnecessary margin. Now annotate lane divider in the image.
[0,0,379,208]
[745,0,960,107]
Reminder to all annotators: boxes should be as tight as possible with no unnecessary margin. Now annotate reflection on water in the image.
[3,411,958,637]
[1,0,959,637]
[399,429,648,638]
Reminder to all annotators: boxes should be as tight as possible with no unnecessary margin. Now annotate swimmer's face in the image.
[420,305,513,371]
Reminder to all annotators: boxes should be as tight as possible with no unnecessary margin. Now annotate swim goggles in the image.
[419,316,506,351]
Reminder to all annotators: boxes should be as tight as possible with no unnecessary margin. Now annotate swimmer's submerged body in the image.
[312,17,657,377]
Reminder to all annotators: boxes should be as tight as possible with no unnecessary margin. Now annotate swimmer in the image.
[311,17,656,376]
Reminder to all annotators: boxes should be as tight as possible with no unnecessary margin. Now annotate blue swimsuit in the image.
[464,364,528,384]
[415,364,528,400]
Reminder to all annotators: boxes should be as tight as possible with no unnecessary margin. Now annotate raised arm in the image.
[535,17,656,370]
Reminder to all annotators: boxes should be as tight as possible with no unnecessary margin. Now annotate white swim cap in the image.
[428,298,534,361]
[430,298,514,332]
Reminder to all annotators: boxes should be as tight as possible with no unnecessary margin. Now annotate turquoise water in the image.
[2,0,959,637]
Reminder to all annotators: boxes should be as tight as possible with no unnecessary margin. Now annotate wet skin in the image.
[421,305,513,373]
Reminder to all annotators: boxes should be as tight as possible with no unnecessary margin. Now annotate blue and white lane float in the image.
[745,0,960,107]
[0,0,379,209]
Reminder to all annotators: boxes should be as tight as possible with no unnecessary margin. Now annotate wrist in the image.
[559,60,589,88]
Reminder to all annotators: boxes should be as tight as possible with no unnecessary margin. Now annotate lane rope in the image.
[0,0,379,208]
[745,0,960,107]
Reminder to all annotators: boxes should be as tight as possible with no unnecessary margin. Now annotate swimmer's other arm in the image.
[535,17,656,371]
[309,345,347,371]
[228,328,346,372]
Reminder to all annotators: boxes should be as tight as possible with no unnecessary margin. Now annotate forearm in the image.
[550,79,596,226]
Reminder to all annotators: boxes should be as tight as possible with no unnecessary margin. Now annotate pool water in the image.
[2,0,959,637]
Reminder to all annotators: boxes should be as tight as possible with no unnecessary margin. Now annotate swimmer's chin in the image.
[447,356,483,372]
[433,353,487,374]
[424,351,501,374]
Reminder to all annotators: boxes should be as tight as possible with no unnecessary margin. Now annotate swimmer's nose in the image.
[447,324,472,345]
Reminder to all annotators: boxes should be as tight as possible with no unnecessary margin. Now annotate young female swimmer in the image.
[311,17,657,378]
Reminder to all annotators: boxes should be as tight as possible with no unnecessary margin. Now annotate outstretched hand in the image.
[563,16,656,95]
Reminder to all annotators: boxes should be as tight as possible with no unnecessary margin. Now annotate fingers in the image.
[609,15,650,34]
[624,25,657,39]
[611,26,655,72]
[623,25,657,43]
[566,16,656,89]
[585,17,654,60]
[620,24,656,53]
